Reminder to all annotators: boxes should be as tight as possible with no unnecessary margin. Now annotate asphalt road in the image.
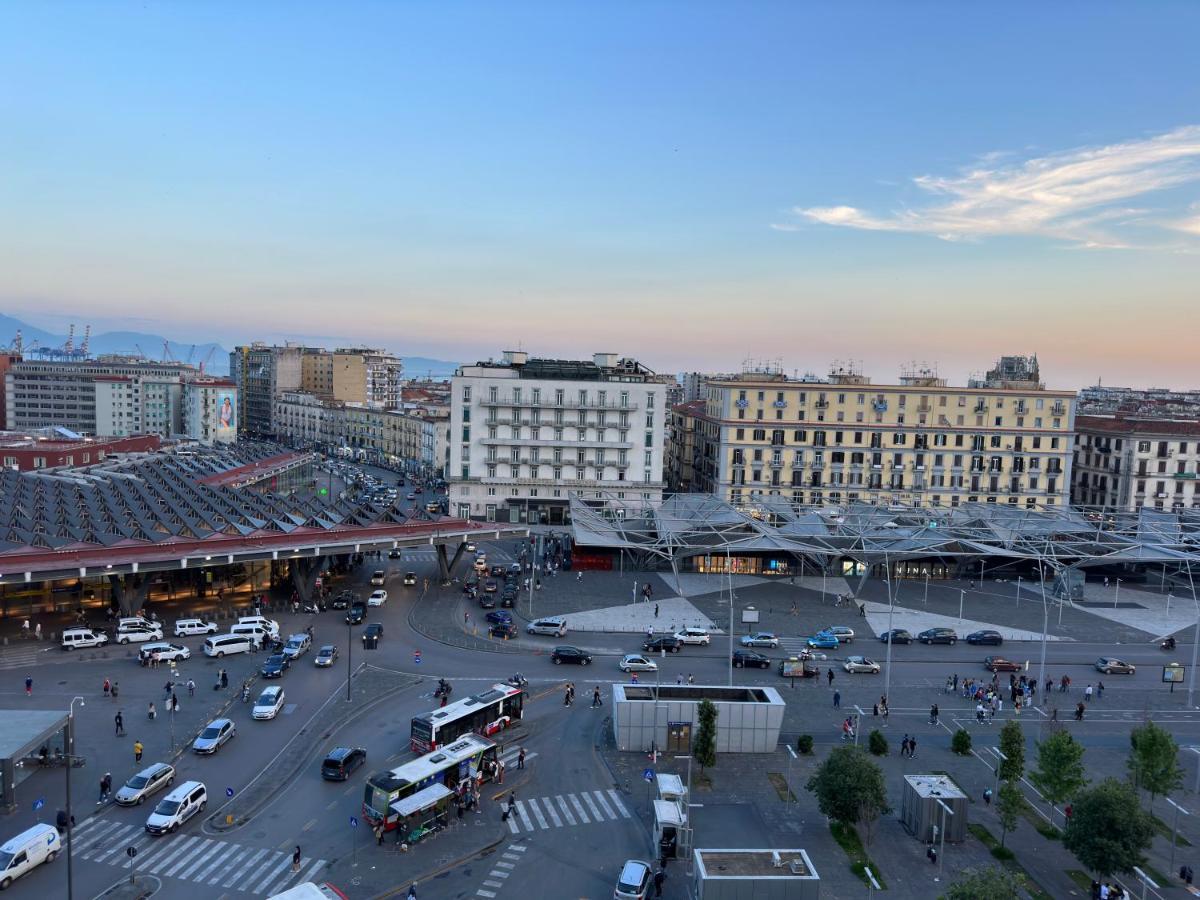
[8,482,1200,900]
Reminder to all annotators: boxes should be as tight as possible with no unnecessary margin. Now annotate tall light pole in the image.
[1166,797,1190,874]
[346,611,352,702]
[674,755,695,877]
[882,554,895,723]
[1114,578,1122,609]
[1184,563,1199,709]
[67,695,85,900]
[958,589,965,625]
[933,797,953,883]
[785,744,797,805]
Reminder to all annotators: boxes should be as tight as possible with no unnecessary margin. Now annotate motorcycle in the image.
[434,681,453,699]
[1161,637,1177,651]
[301,603,322,614]
[507,673,528,688]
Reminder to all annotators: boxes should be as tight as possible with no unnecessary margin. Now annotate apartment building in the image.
[1072,414,1200,511]
[448,351,667,524]
[666,400,706,494]
[229,344,307,437]
[332,349,403,408]
[691,361,1075,509]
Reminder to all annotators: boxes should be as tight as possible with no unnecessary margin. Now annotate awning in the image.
[390,783,453,818]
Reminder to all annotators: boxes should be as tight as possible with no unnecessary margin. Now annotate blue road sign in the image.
[414,650,421,664]
[32,797,44,811]
[226,787,234,798]
[350,816,359,828]
[643,768,654,783]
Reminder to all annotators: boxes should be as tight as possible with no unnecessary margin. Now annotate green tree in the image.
[1030,729,1087,815]
[868,729,888,756]
[1062,778,1155,879]
[951,728,972,755]
[805,746,891,828]
[997,720,1025,782]
[1127,721,1184,812]
[694,699,718,771]
[995,780,1027,849]
[943,865,1026,900]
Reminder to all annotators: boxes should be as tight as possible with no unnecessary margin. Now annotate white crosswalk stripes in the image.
[498,744,537,768]
[68,814,325,895]
[474,841,527,897]
[504,788,633,834]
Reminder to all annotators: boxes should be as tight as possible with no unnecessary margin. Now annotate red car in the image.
[984,656,1022,673]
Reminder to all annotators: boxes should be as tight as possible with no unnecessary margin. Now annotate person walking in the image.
[654,603,659,619]
[24,675,32,697]
[507,792,517,818]
[115,711,124,736]
[908,734,918,759]
[930,703,940,725]
[592,686,602,708]
[653,868,666,897]
[577,571,583,581]
[374,822,384,846]
[833,690,841,709]
[1097,681,1105,700]
[34,622,41,640]
[1085,684,1094,703]
[187,679,195,697]
[111,681,119,700]
[517,747,525,770]
[134,740,144,763]
[220,669,229,690]
[827,668,835,688]
[564,685,572,707]
[291,846,302,874]
[103,678,111,698]
[900,735,910,758]
[147,701,156,720]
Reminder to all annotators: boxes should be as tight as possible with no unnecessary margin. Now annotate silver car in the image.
[115,762,175,806]
[843,655,881,674]
[619,654,658,673]
[740,632,780,648]
[192,719,236,755]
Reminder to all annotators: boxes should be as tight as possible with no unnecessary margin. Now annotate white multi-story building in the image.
[449,351,667,525]
[1072,414,1200,511]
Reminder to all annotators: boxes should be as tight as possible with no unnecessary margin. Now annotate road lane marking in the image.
[569,794,590,823]
[606,789,631,818]
[301,817,318,832]
[580,790,604,821]
[554,795,577,826]
[525,798,550,830]
[538,796,562,828]
[299,858,325,885]
[197,843,248,883]
[508,843,527,852]
[250,854,295,894]
[591,791,616,819]
[162,837,214,877]
[144,836,197,873]
[264,856,314,898]
[222,847,270,887]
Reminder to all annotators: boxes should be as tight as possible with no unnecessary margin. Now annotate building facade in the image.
[332,349,403,408]
[0,433,161,472]
[666,400,706,494]
[273,390,433,470]
[1072,414,1200,511]
[229,344,305,437]
[693,365,1075,509]
[448,351,667,524]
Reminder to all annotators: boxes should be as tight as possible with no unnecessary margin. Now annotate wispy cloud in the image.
[779,126,1200,249]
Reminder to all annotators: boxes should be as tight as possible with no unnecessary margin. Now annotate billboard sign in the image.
[216,392,236,437]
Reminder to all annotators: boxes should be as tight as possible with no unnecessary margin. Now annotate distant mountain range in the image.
[0,313,460,379]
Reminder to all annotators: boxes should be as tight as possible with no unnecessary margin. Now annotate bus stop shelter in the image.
[0,709,71,812]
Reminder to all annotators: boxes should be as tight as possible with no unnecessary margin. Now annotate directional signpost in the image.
[126,845,137,885]
[226,787,235,798]
[350,815,359,868]
[644,767,655,806]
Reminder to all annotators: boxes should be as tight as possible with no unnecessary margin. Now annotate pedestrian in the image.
[507,792,517,816]
[115,711,124,736]
[833,690,841,709]
[111,681,119,700]
[407,883,418,900]
[517,747,525,770]
[1085,684,1093,703]
[654,603,659,618]
[164,680,174,700]
[676,675,683,685]
[374,822,384,846]
[631,673,639,685]
[983,787,993,805]
[687,673,694,684]
[646,625,654,641]
[653,868,666,898]
[187,679,195,698]
[1051,707,1058,721]
[24,675,32,696]
[21,619,29,637]
[592,686,602,708]
[909,735,917,758]
[930,703,939,725]
[464,611,470,626]
[1104,576,1110,589]
[103,678,111,697]
[35,622,41,640]
[292,846,301,874]
[134,740,144,763]
[564,686,572,707]
[171,694,179,713]
[900,735,910,757]
[1075,701,1085,721]
[577,571,583,581]
[148,702,156,720]
[1097,681,1105,700]
[496,759,504,785]
[220,669,229,689]
[827,668,834,688]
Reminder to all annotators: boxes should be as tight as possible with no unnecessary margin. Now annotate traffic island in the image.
[94,874,160,900]
[204,665,422,832]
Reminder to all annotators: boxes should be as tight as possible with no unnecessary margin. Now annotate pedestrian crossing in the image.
[0,643,68,671]
[504,788,630,835]
[68,814,325,896]
[475,841,527,898]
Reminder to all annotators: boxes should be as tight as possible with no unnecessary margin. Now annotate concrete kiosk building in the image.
[693,849,820,900]
[611,684,785,754]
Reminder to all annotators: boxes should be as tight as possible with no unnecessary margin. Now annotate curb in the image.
[368,834,508,900]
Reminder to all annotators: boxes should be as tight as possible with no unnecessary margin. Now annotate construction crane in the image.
[64,324,75,356]
[161,340,176,363]
[78,325,91,359]
[198,346,217,375]
[1,330,22,354]
[185,344,197,364]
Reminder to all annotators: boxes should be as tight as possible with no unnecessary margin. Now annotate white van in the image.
[0,824,60,889]
[60,628,109,650]
[145,780,206,834]
[116,622,164,645]
[203,634,254,658]
[117,616,155,630]
[230,624,268,647]
[174,618,218,637]
[236,615,279,637]
[526,616,568,637]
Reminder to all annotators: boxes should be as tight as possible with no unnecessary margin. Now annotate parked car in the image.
[619,654,658,673]
[1095,656,1136,675]
[192,718,236,754]
[367,589,388,607]
[260,654,290,678]
[403,572,417,586]
[806,632,840,649]
[879,629,913,645]
[984,656,1022,673]
[116,622,164,645]
[252,686,286,720]
[551,646,592,666]
[643,636,682,654]
[843,655,881,674]
[173,618,218,637]
[362,623,384,647]
[918,628,958,645]
[674,627,711,646]
[968,630,1004,646]
[732,649,771,669]
[614,860,653,900]
[282,633,311,659]
[740,632,780,648]
[114,762,175,806]
[314,645,338,667]
[138,642,191,663]
[320,747,367,781]
[826,626,855,644]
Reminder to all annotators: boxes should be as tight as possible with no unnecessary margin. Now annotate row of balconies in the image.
[478,397,639,411]
[479,437,634,450]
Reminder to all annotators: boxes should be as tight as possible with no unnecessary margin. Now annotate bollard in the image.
[226,814,234,825]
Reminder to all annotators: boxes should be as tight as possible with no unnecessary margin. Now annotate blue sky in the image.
[2,2,1198,387]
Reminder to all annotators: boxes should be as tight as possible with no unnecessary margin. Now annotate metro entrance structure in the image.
[569,492,1200,703]
[0,445,524,618]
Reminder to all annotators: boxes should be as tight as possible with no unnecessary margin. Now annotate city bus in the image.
[362,733,498,831]
[410,683,525,752]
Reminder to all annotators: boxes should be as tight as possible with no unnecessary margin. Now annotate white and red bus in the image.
[410,683,525,752]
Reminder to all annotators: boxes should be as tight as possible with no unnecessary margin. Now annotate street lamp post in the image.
[674,755,695,877]
[853,705,865,747]
[933,797,953,882]
[1114,578,1122,609]
[1016,575,1022,607]
[923,570,929,606]
[785,745,797,805]
[990,747,1008,791]
[864,864,881,898]
[67,695,85,900]
[958,590,965,625]
[346,612,352,702]
[882,555,895,725]
[1167,797,1190,874]
[1183,563,1199,709]
[1132,865,1158,900]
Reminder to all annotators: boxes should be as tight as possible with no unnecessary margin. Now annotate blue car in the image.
[806,631,840,650]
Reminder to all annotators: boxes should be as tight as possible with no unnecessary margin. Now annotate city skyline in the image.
[2,2,1198,388]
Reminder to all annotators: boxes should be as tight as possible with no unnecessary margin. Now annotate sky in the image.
[2,1,1199,389]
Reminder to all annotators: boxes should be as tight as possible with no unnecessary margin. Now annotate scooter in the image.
[301,603,322,614]
[507,673,528,688]
[1161,637,1177,651]
[434,681,453,699]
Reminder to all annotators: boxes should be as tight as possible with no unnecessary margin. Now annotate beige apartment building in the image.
[1072,414,1200,511]
[690,360,1075,509]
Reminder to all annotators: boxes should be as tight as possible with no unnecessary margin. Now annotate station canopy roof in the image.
[569,492,1200,569]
